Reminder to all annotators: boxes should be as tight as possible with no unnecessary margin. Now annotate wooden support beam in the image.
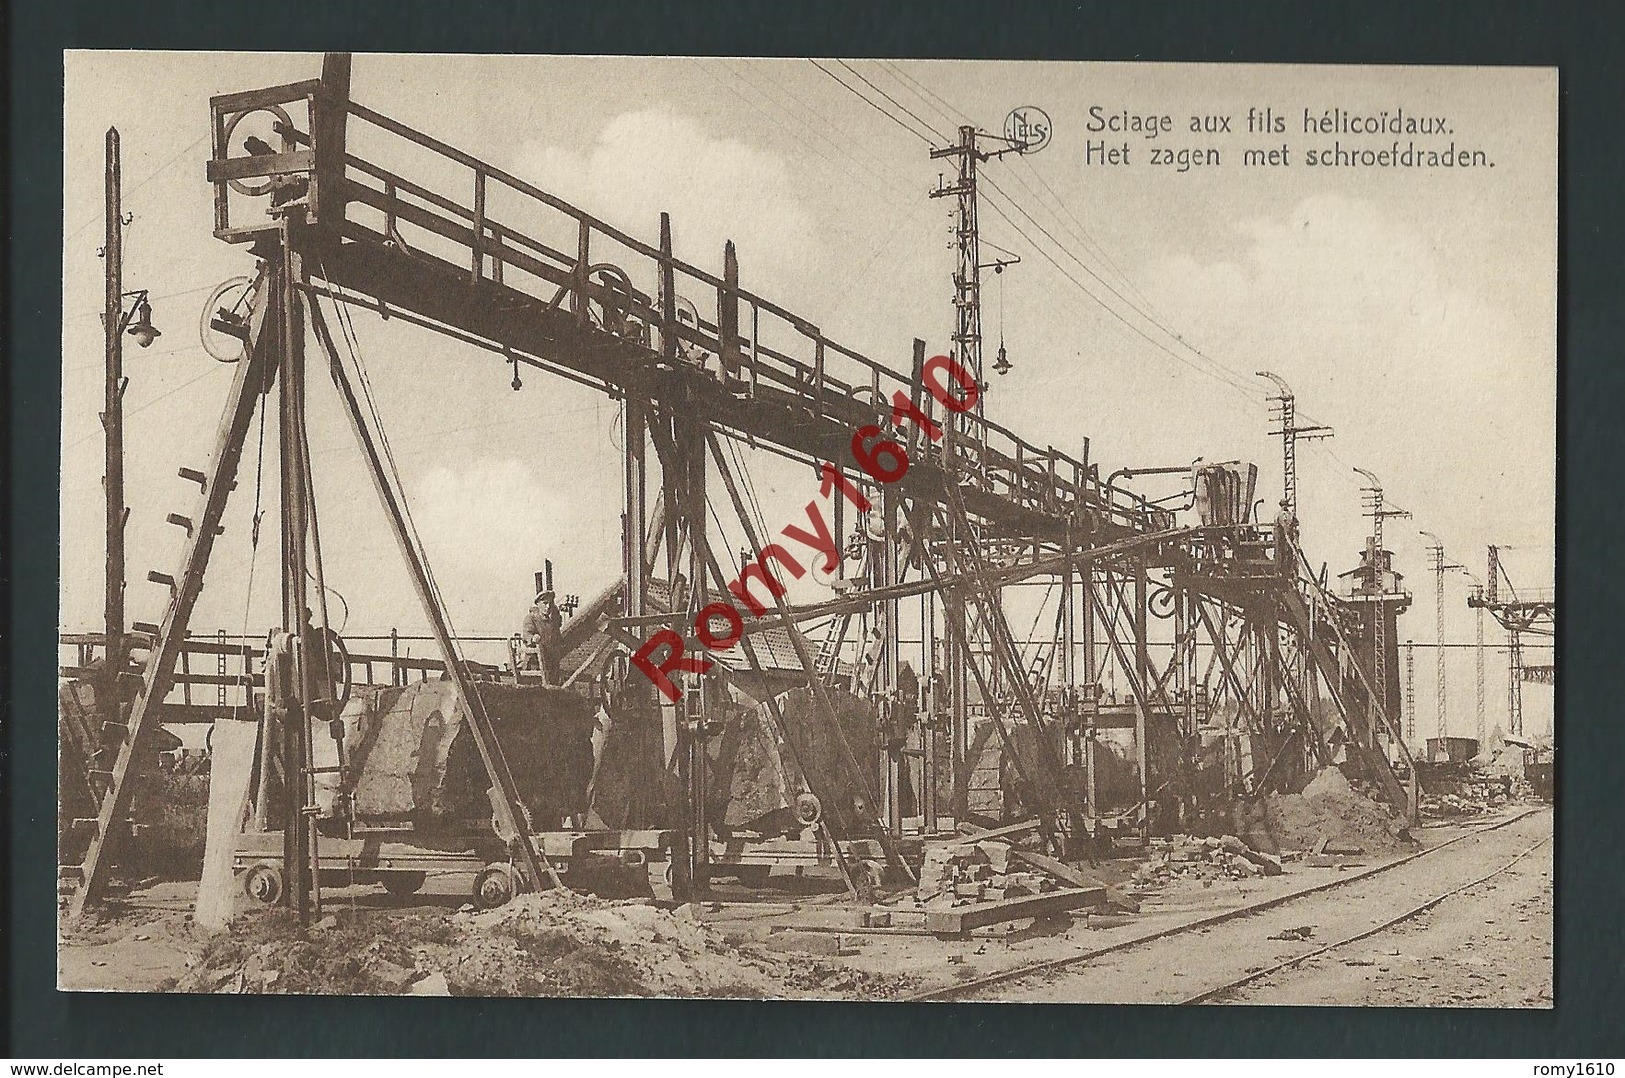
[307,289,559,893]
[69,266,277,920]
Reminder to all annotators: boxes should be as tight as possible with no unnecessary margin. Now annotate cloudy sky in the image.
[61,54,1555,737]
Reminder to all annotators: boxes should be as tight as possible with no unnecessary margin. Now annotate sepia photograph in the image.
[56,50,1555,1005]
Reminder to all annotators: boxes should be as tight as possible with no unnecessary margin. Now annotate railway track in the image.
[1177,830,1551,1004]
[906,806,1547,1002]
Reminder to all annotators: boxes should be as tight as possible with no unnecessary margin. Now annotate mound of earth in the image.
[1260,766,1414,854]
[173,888,915,999]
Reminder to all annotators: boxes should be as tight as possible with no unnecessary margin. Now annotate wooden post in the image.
[103,127,127,712]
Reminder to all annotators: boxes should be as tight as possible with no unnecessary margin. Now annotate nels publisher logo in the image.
[1004,106,1052,152]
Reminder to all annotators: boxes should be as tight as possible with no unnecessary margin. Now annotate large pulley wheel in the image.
[794,792,823,827]
[244,862,285,905]
[200,275,256,364]
[221,104,296,196]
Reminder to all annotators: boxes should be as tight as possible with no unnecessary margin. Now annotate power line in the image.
[696,60,912,209]
[66,133,212,243]
[835,60,946,143]
[808,60,934,147]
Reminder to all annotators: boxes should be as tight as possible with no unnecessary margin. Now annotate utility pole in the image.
[1354,468,1409,748]
[1419,531,1461,748]
[103,128,127,696]
[1403,640,1416,743]
[930,125,1026,451]
[1471,579,1487,746]
[929,124,1023,775]
[1258,371,1332,527]
[1486,545,1523,735]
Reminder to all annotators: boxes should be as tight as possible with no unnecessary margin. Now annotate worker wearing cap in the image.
[522,591,564,684]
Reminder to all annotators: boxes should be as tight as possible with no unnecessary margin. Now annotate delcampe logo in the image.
[1004,105,1052,152]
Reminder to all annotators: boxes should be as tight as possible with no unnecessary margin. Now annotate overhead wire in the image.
[834,60,946,143]
[66,132,213,243]
[807,60,935,148]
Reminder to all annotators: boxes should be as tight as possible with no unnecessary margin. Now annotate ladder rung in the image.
[165,513,226,537]
[176,467,235,492]
[71,818,101,832]
[132,621,160,635]
[147,571,177,589]
[101,721,128,739]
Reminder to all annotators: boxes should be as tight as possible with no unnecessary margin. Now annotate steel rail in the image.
[904,805,1545,1002]
[1177,830,1552,1004]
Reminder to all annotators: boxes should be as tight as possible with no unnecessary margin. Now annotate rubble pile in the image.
[1131,834,1283,888]
[1418,766,1520,818]
[175,887,914,999]
[1262,765,1414,855]
[914,839,1064,908]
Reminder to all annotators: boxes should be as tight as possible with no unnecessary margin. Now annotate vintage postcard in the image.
[59,52,1554,1004]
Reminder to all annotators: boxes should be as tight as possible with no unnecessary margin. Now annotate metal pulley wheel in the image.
[220,104,296,196]
[794,792,822,826]
[199,275,256,363]
[1149,586,1178,619]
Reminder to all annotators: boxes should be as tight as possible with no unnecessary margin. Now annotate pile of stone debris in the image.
[915,838,1064,908]
[1131,833,1283,888]
[1419,776,1520,818]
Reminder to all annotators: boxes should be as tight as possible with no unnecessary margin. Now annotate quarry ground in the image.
[58,804,1552,1005]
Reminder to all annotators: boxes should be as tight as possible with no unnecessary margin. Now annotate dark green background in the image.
[7,0,1617,1056]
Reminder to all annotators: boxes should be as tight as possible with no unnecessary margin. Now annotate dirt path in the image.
[948,807,1552,1005]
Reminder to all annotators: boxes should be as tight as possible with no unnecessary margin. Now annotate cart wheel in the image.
[380,871,426,897]
[473,864,516,910]
[244,862,284,906]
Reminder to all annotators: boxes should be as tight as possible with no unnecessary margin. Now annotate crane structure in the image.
[62,55,1422,917]
[1468,545,1555,736]
[1353,469,1411,756]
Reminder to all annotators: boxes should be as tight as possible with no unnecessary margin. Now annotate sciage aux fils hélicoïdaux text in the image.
[629,353,979,701]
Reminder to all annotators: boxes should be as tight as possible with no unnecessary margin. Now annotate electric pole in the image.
[103,128,127,696]
[1404,640,1416,743]
[1487,545,1523,735]
[1354,468,1409,746]
[1472,579,1487,746]
[1258,371,1332,528]
[928,124,1025,747]
[1419,531,1461,749]
[930,125,1026,450]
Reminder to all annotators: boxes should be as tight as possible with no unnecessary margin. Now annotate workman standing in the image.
[1273,498,1299,577]
[522,591,564,684]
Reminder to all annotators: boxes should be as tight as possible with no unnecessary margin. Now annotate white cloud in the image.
[510,106,823,299]
[1138,194,1552,550]
[409,456,584,625]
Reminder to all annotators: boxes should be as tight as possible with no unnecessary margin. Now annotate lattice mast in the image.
[1258,371,1332,528]
[1355,468,1409,747]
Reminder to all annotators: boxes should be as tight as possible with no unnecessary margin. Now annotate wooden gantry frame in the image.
[66,54,1416,917]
